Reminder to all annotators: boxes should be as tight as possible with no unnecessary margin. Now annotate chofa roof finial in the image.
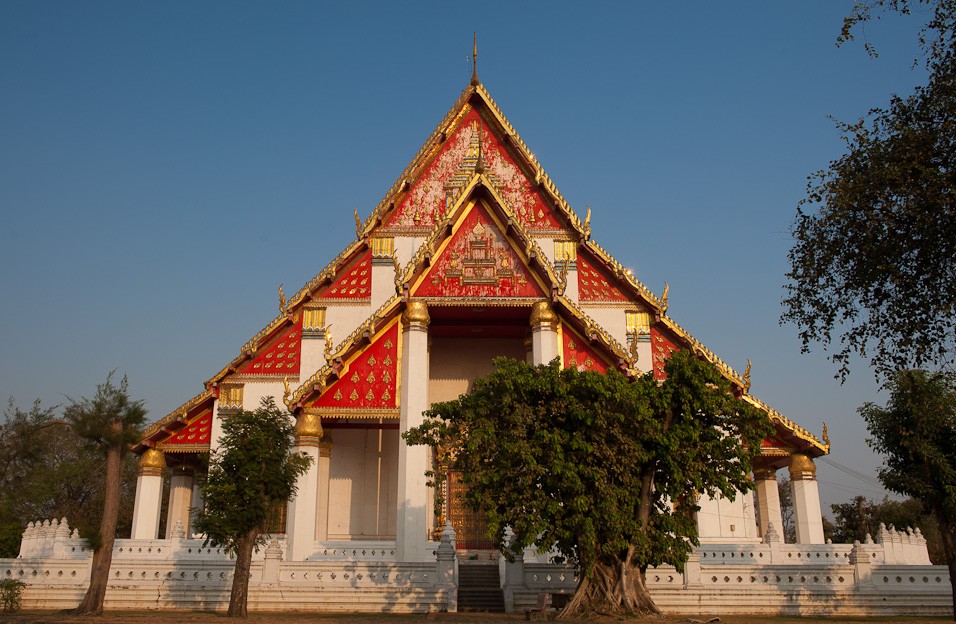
[471,32,480,86]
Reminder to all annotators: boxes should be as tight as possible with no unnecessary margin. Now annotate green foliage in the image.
[782,1,956,382]
[193,397,312,554]
[405,352,772,580]
[0,579,25,613]
[830,494,946,562]
[63,373,147,455]
[61,374,147,552]
[861,370,956,572]
[0,398,139,558]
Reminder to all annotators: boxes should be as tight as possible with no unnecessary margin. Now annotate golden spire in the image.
[471,32,480,86]
[743,358,752,393]
[278,283,287,313]
[661,282,669,314]
[822,422,830,447]
[583,205,592,239]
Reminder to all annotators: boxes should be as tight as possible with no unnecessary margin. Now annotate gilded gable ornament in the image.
[278,283,287,313]
[354,208,363,239]
[350,372,360,384]
[334,389,343,401]
[382,371,392,384]
[349,389,359,402]
[367,354,377,367]
[382,388,391,402]
[366,372,376,384]
[383,354,393,367]
[743,359,752,393]
[365,389,374,401]
[661,282,669,314]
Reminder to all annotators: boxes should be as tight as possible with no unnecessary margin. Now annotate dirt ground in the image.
[0,612,952,624]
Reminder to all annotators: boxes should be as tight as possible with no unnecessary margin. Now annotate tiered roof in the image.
[135,77,829,458]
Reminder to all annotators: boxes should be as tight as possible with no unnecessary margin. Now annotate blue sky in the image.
[0,2,933,511]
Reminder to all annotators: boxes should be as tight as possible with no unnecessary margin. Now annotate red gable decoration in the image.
[309,320,399,410]
[160,408,212,451]
[413,202,545,299]
[384,108,560,232]
[650,326,681,381]
[239,316,302,376]
[577,252,630,303]
[562,324,610,373]
[315,250,372,301]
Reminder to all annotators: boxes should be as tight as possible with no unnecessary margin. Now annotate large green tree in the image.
[405,352,771,618]
[192,397,312,618]
[861,369,956,618]
[64,374,148,616]
[0,399,138,558]
[782,1,956,381]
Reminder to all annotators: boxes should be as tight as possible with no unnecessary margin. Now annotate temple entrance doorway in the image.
[427,305,530,551]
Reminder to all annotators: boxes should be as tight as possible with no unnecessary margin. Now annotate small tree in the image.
[405,352,771,617]
[192,397,311,618]
[861,369,956,619]
[64,374,147,615]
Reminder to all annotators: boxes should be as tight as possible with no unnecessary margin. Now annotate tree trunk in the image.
[227,527,260,617]
[936,513,956,622]
[73,431,123,615]
[558,558,660,618]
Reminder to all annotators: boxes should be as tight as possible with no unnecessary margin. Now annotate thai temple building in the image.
[6,68,949,616]
[129,67,830,558]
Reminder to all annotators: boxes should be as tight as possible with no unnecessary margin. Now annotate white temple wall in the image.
[698,490,760,544]
[240,381,286,413]
[394,235,425,266]
[578,305,652,373]
[324,304,373,349]
[327,428,398,540]
[299,333,327,380]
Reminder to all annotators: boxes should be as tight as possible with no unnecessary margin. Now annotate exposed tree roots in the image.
[558,560,662,619]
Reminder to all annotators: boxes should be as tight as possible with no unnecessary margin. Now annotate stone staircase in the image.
[457,562,505,612]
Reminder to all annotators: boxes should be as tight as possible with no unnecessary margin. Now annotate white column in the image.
[530,301,559,365]
[189,475,205,538]
[754,466,784,541]
[789,453,825,544]
[396,300,431,562]
[165,465,194,538]
[315,435,333,541]
[286,412,322,561]
[130,449,165,540]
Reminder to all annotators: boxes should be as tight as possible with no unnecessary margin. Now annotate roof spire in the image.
[471,32,480,86]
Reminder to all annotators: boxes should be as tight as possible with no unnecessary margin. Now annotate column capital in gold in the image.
[753,466,778,482]
[138,449,165,477]
[295,411,324,446]
[788,453,817,480]
[402,300,431,327]
[529,301,558,328]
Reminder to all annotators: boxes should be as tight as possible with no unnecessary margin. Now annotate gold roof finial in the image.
[392,252,404,295]
[628,335,639,366]
[743,358,752,393]
[583,206,592,240]
[283,376,291,403]
[278,283,287,313]
[324,325,334,363]
[661,282,669,314]
[822,422,830,447]
[354,209,363,240]
[556,257,569,295]
[471,32,480,86]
